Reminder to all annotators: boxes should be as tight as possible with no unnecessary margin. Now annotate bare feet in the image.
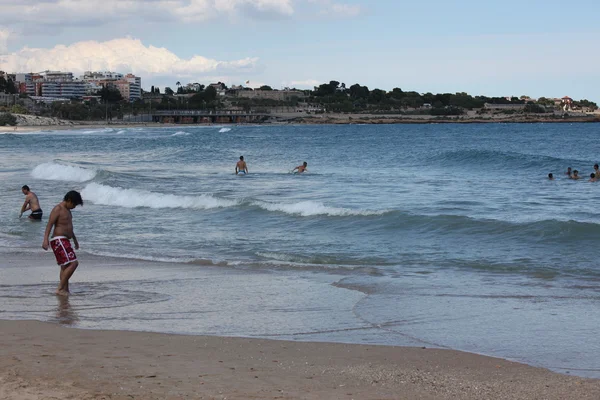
[55,289,70,297]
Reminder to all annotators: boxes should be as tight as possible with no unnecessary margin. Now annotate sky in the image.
[0,0,599,101]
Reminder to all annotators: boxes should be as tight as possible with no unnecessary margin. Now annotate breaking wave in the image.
[252,200,387,217]
[31,163,97,182]
[81,183,237,209]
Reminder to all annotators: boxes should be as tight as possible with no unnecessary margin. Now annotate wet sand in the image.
[1,320,599,400]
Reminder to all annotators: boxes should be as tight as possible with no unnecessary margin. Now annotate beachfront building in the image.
[560,96,573,111]
[81,71,142,101]
[13,71,87,99]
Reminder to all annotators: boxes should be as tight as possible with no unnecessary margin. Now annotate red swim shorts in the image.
[50,236,77,266]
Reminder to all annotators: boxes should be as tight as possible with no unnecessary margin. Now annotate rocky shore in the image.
[3,112,600,128]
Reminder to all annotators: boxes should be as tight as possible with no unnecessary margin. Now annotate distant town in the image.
[0,70,598,126]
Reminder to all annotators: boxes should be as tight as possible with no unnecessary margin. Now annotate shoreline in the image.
[1,113,599,132]
[2,319,599,400]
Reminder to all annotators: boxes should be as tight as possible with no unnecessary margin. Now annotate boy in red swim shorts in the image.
[42,191,84,296]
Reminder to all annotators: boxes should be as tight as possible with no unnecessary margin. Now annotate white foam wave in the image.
[171,131,191,137]
[82,183,238,209]
[219,127,232,133]
[253,200,385,217]
[32,163,97,182]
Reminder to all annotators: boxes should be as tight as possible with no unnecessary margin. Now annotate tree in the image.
[204,85,217,101]
[259,85,273,91]
[164,87,175,96]
[0,113,17,126]
[524,103,546,113]
[151,85,155,94]
[6,79,17,94]
[349,84,369,99]
[99,86,123,103]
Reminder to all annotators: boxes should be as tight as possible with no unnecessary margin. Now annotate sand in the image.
[1,320,599,399]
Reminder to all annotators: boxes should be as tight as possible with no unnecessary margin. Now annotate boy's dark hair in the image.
[240,156,244,160]
[595,164,599,169]
[591,173,596,178]
[548,173,553,178]
[64,190,83,206]
[22,185,30,191]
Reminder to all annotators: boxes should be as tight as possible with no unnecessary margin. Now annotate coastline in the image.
[1,112,599,132]
[2,320,599,400]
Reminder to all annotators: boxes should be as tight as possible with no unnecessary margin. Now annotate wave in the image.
[385,212,600,241]
[171,131,190,137]
[219,128,231,133]
[436,149,589,170]
[251,200,387,217]
[31,162,97,182]
[81,183,238,209]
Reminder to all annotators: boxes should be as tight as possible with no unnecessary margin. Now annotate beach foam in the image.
[81,182,237,209]
[219,128,232,133]
[252,200,386,217]
[31,162,97,182]
[171,131,191,137]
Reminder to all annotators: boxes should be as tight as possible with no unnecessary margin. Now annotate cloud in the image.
[285,79,322,88]
[306,0,362,17]
[328,3,361,17]
[0,0,295,27]
[0,28,9,54]
[0,38,259,82]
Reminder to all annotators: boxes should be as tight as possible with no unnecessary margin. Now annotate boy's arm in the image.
[42,207,58,250]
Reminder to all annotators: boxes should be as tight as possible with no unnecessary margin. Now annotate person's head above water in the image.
[548,173,553,179]
[303,162,307,166]
[240,156,244,161]
[63,190,83,209]
[21,185,30,194]
[595,164,599,170]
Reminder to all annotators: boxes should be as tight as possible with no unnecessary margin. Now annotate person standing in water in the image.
[236,156,248,175]
[20,185,43,220]
[292,162,308,174]
[42,191,84,296]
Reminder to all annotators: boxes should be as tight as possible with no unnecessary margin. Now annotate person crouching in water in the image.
[20,185,43,220]
[42,191,84,296]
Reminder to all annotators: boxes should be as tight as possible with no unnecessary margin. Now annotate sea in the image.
[1,123,599,377]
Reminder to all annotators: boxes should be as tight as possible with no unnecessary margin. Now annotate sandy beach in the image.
[1,320,599,400]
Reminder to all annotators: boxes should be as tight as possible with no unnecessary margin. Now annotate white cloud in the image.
[0,0,294,26]
[306,0,362,17]
[285,79,322,88]
[329,3,361,17]
[0,28,9,54]
[0,37,259,81]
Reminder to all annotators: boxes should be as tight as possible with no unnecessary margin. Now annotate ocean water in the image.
[1,123,599,377]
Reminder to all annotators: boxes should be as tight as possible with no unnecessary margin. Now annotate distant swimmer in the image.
[594,164,599,177]
[548,173,554,180]
[571,170,581,180]
[20,185,43,220]
[565,167,572,177]
[42,191,84,296]
[292,161,308,174]
[236,156,248,175]
[590,173,597,182]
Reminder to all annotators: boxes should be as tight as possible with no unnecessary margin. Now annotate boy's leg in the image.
[57,261,79,295]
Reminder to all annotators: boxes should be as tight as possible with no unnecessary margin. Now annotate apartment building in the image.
[80,71,142,101]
